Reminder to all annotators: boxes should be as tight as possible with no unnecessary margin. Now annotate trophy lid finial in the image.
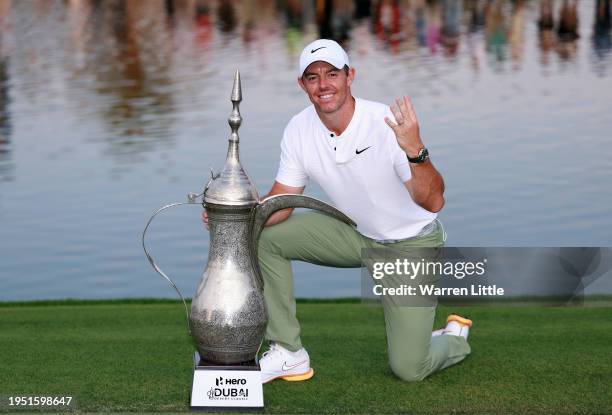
[231,69,242,102]
[228,69,242,138]
[203,69,259,206]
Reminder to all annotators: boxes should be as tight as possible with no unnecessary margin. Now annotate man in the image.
[205,39,472,383]
[256,39,473,383]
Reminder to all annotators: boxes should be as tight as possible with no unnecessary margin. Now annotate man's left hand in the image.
[384,96,424,158]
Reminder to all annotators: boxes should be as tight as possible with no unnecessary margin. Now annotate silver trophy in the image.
[142,70,354,410]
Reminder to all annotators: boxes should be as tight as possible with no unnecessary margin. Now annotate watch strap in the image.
[407,147,429,163]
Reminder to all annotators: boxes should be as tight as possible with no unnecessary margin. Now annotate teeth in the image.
[320,94,333,99]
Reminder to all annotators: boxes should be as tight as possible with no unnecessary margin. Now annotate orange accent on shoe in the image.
[446,314,473,327]
[281,368,315,382]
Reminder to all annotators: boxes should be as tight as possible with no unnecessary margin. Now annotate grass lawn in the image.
[1,299,611,414]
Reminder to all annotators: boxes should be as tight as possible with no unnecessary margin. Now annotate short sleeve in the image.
[393,142,412,182]
[274,125,309,187]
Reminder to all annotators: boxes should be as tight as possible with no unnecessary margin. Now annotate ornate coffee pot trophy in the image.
[142,70,354,410]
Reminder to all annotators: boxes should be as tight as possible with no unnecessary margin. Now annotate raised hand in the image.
[384,96,425,158]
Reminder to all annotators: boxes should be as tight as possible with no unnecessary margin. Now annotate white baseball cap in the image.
[298,39,350,76]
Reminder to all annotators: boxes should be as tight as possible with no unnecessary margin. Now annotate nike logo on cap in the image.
[282,360,307,371]
[356,146,371,155]
[311,46,326,53]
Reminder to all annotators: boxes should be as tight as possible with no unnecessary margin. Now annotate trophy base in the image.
[190,351,264,411]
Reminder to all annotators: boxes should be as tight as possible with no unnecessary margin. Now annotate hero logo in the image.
[207,376,249,400]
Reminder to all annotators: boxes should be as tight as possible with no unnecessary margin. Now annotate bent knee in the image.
[389,358,428,382]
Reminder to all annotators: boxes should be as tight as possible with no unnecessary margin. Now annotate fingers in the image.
[392,96,417,124]
[384,116,398,130]
[201,210,209,230]
[402,96,417,123]
[388,96,418,131]
[389,103,403,125]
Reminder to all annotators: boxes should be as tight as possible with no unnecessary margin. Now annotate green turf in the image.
[1,300,611,414]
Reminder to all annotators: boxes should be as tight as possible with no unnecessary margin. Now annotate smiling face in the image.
[298,61,355,116]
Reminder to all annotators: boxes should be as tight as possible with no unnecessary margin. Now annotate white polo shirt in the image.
[275,98,436,241]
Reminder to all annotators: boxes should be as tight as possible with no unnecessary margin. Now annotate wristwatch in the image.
[406,147,429,164]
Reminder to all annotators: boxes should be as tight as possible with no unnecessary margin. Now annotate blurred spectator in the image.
[441,0,461,57]
[538,0,554,31]
[195,0,213,47]
[485,0,507,62]
[593,0,611,57]
[217,0,237,33]
[374,0,402,51]
[538,0,555,59]
[316,0,333,38]
[467,0,486,33]
[557,0,579,41]
[557,0,579,60]
[425,0,441,53]
[509,0,525,67]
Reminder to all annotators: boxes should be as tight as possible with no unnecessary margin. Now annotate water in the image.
[0,0,611,301]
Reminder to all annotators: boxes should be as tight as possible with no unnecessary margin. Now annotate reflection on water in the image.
[89,1,176,162]
[0,0,12,183]
[593,0,612,74]
[0,0,611,300]
[0,56,11,182]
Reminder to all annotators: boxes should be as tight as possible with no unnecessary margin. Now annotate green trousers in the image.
[258,212,471,381]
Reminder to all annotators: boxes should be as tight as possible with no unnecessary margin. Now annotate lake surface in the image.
[1,0,611,301]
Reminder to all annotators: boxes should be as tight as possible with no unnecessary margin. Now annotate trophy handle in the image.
[142,201,201,335]
[249,194,356,290]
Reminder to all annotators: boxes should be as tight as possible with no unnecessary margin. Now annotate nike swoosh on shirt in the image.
[311,46,326,53]
[282,360,307,371]
[356,146,371,155]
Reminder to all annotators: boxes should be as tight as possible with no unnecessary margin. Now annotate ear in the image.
[297,76,307,93]
[347,67,356,87]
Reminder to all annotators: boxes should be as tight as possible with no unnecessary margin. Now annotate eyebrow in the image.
[303,67,340,78]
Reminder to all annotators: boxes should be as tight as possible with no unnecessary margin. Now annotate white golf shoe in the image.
[259,343,314,384]
[432,314,473,340]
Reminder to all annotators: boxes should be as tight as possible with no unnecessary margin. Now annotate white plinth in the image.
[190,352,264,411]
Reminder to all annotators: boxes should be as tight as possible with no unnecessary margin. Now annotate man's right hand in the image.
[201,210,209,230]
[261,181,305,226]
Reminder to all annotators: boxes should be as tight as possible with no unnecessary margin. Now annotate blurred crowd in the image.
[1,1,609,62]
[0,0,610,175]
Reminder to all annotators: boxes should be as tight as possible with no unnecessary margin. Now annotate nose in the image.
[318,76,330,90]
